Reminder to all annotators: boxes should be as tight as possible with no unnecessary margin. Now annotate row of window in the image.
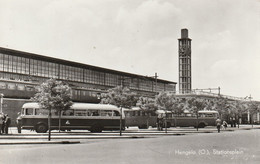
[165,113,217,118]
[124,111,157,117]
[179,64,191,71]
[0,80,101,99]
[179,71,191,77]
[179,58,191,64]
[23,108,120,117]
[179,40,191,47]
[0,82,35,91]
[0,53,175,92]
[179,77,191,83]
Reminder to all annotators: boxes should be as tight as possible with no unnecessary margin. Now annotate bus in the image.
[17,102,125,133]
[124,108,219,129]
[161,110,219,128]
[124,107,157,129]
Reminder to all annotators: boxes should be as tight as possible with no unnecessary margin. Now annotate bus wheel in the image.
[90,124,103,133]
[198,123,206,128]
[138,125,148,129]
[36,124,48,133]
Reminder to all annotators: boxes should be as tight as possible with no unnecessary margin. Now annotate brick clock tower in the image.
[178,29,192,94]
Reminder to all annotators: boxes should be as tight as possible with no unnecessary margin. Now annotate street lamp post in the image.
[119,78,125,136]
[246,95,252,125]
[0,93,4,113]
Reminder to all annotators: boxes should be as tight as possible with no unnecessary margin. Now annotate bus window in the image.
[74,110,87,116]
[25,108,34,115]
[35,109,48,115]
[205,114,213,117]
[89,110,99,116]
[63,109,74,116]
[125,111,130,117]
[113,111,120,116]
[100,110,112,116]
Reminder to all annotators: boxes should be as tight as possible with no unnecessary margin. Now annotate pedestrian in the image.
[2,114,6,133]
[156,117,160,130]
[0,113,4,135]
[216,117,221,133]
[157,114,163,131]
[230,117,233,127]
[233,117,236,127]
[4,114,11,134]
[222,120,228,130]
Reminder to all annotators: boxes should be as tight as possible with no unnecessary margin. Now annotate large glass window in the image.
[0,53,3,71]
[157,82,165,92]
[7,83,16,90]
[17,57,30,75]
[105,73,119,86]
[17,84,25,91]
[0,82,6,89]
[3,54,9,72]
[130,78,139,90]
[139,79,152,92]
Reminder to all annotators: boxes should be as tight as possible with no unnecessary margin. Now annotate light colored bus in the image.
[17,102,125,133]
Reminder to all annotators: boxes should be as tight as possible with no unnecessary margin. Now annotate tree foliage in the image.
[155,92,184,115]
[31,78,73,111]
[247,101,260,115]
[210,97,230,119]
[136,96,157,112]
[187,98,207,114]
[100,86,139,108]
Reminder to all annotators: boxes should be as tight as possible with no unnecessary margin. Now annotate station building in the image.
[0,47,176,124]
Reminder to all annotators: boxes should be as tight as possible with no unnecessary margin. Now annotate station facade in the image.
[0,47,176,124]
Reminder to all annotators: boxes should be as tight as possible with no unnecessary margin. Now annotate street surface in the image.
[0,126,259,164]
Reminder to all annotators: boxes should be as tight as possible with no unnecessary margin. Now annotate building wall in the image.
[0,47,177,125]
[0,48,176,96]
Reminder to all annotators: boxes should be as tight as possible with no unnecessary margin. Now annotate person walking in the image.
[230,117,234,127]
[216,117,222,133]
[0,113,4,135]
[2,114,6,133]
[222,120,228,130]
[4,114,11,134]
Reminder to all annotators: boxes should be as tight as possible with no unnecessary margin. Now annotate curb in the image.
[0,140,80,145]
[0,135,145,140]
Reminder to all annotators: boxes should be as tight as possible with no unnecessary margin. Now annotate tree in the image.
[31,78,73,141]
[187,97,207,131]
[211,97,230,120]
[155,92,183,132]
[247,101,260,127]
[229,100,247,128]
[100,86,139,135]
[136,96,157,113]
[136,96,157,128]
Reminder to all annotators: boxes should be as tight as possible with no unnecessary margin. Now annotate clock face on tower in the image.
[179,45,186,55]
[179,45,190,56]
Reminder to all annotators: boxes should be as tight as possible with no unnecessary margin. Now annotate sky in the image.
[0,0,259,100]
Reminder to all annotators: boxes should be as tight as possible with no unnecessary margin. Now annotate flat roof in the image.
[0,47,176,84]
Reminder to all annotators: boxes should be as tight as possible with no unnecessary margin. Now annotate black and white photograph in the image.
[0,0,259,163]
